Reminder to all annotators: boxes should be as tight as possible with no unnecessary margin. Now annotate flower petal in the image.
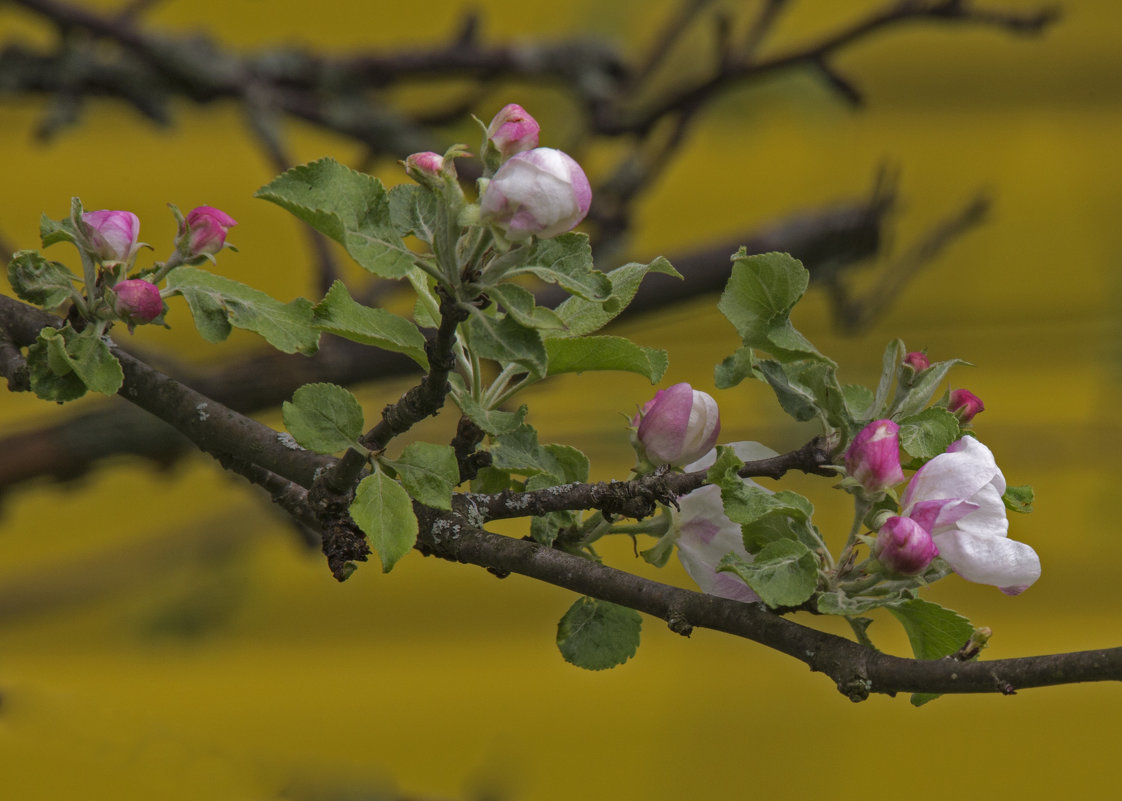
[903,436,1003,509]
[934,529,1041,590]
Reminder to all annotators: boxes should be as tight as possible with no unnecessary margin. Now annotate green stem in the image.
[832,497,872,585]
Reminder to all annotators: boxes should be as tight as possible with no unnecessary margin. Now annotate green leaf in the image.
[255,157,416,279]
[26,329,86,402]
[548,256,680,339]
[717,539,818,608]
[510,233,611,302]
[166,266,319,354]
[388,183,441,246]
[867,339,906,420]
[490,283,567,331]
[7,250,78,308]
[350,471,419,573]
[1003,484,1035,514]
[464,309,547,376]
[312,280,428,368]
[39,210,80,249]
[754,358,851,435]
[556,596,641,671]
[898,407,961,461]
[542,444,589,483]
[447,374,528,436]
[817,590,899,616]
[529,510,575,546]
[714,345,757,389]
[471,466,514,494]
[383,442,459,511]
[887,598,974,661]
[281,382,364,454]
[640,526,677,567]
[31,324,123,399]
[490,424,564,478]
[717,251,826,360]
[843,384,875,421]
[545,336,667,383]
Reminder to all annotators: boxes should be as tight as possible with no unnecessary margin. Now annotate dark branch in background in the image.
[0,193,888,502]
[0,0,1050,496]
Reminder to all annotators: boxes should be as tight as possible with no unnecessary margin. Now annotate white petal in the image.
[952,482,1009,539]
[903,437,1000,509]
[934,529,1041,590]
[685,441,778,473]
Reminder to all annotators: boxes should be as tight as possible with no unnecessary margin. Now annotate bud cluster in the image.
[402,103,592,243]
[73,203,237,331]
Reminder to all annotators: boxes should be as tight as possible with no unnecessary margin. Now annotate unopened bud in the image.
[404,151,446,185]
[949,388,985,423]
[631,383,720,468]
[82,210,140,264]
[177,205,237,258]
[844,419,904,493]
[485,103,540,162]
[112,279,163,325]
[903,351,930,371]
[479,147,591,240]
[876,516,939,575]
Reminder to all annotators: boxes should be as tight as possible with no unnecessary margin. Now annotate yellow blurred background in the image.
[1,0,1121,798]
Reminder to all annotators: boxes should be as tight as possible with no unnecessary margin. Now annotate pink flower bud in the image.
[480,148,592,240]
[112,279,163,324]
[404,151,446,184]
[486,103,540,161]
[844,419,905,493]
[632,383,720,467]
[876,516,939,575]
[903,351,930,371]
[82,210,140,263]
[949,389,985,423]
[179,206,237,257]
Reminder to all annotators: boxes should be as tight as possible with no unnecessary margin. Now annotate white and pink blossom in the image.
[673,442,777,603]
[81,210,141,264]
[479,147,591,240]
[632,383,720,468]
[900,436,1039,594]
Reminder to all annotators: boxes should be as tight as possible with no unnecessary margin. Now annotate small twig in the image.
[359,288,468,452]
[462,436,834,523]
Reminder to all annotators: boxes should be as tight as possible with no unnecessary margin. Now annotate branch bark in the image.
[415,509,1122,701]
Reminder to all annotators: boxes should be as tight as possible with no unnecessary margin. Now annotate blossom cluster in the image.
[404,104,592,242]
[629,362,1039,604]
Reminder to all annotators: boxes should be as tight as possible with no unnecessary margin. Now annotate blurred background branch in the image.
[0,0,1057,502]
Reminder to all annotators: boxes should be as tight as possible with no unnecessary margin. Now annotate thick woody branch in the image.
[414,509,1122,701]
[0,294,334,490]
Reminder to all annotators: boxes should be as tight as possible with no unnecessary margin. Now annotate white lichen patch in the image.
[195,402,210,421]
[276,431,302,450]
